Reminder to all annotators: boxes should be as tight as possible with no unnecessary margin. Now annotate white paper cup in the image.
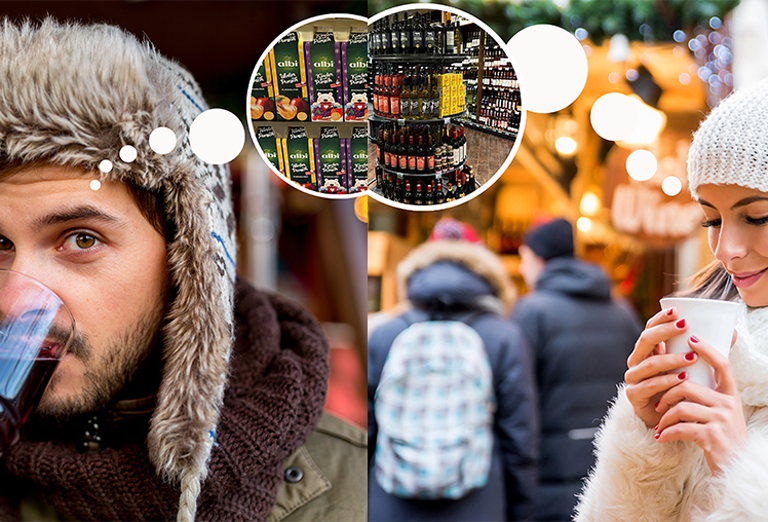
[659,297,740,389]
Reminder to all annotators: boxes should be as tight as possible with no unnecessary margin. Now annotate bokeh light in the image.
[555,137,577,155]
[608,72,620,84]
[625,150,657,181]
[189,109,245,165]
[508,24,588,113]
[662,176,683,196]
[577,217,592,232]
[579,191,601,216]
[590,93,639,141]
[149,127,177,155]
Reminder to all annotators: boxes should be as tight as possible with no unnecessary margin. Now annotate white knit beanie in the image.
[688,77,768,198]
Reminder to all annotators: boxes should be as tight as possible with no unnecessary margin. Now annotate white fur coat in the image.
[575,302,768,522]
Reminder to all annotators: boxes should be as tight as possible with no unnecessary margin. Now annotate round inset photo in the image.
[247,14,368,199]
[368,4,526,210]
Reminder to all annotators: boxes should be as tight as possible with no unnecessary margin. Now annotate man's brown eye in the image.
[75,234,96,249]
[0,237,13,251]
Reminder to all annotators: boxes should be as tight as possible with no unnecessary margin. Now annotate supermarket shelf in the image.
[370,53,469,63]
[459,118,519,141]
[379,158,467,178]
[369,111,466,125]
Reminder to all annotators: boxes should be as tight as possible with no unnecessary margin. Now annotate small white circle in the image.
[508,25,588,114]
[626,150,658,181]
[577,217,592,232]
[590,93,639,141]
[98,160,113,173]
[149,127,177,155]
[608,72,620,84]
[555,137,577,155]
[119,145,138,163]
[90,180,102,191]
[189,109,245,164]
[662,176,683,196]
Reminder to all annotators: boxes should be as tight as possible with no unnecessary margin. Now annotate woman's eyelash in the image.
[746,216,768,226]
[701,219,721,228]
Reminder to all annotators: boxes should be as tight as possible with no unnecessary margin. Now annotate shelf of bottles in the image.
[458,30,522,141]
[372,121,477,205]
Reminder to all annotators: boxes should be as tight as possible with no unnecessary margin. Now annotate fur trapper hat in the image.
[397,239,517,315]
[688,77,768,198]
[0,19,237,522]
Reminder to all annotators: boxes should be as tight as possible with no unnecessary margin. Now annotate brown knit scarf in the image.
[0,278,329,522]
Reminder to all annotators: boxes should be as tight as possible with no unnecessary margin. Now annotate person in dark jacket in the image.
[510,218,642,522]
[368,219,539,522]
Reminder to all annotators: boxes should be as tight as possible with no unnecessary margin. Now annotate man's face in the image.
[0,165,168,417]
[518,244,546,291]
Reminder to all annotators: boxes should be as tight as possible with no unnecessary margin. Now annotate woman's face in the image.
[697,183,768,307]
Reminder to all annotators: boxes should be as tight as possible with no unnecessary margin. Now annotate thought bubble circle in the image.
[90,180,102,191]
[190,109,245,165]
[508,25,588,114]
[590,93,639,141]
[149,127,177,155]
[98,160,113,173]
[119,145,138,163]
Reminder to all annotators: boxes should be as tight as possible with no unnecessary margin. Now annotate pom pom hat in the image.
[0,19,237,522]
[688,77,768,198]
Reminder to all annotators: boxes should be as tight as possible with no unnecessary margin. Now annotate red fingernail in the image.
[666,307,674,316]
[654,401,659,409]
[654,424,659,431]
[655,433,661,439]
[678,372,687,380]
[690,336,699,343]
[676,319,686,328]
[685,352,695,361]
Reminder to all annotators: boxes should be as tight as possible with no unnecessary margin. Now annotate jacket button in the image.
[285,466,304,483]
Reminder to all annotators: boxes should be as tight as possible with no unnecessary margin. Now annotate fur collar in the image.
[731,302,768,406]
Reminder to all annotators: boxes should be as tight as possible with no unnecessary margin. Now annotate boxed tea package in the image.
[282,127,317,189]
[250,59,275,121]
[342,30,368,122]
[314,127,348,194]
[346,126,369,193]
[305,28,344,122]
[268,31,310,122]
[256,127,282,173]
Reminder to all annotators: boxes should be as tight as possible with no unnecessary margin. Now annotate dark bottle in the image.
[372,20,381,55]
[390,73,401,119]
[404,180,414,205]
[381,18,391,55]
[457,177,464,198]
[375,164,383,191]
[390,16,400,55]
[425,183,434,205]
[424,12,436,55]
[426,135,436,173]
[445,18,455,54]
[412,13,424,54]
[416,135,426,173]
[382,129,391,168]
[377,129,384,165]
[407,134,417,173]
[414,180,423,205]
[397,134,408,172]
[435,181,446,204]
[394,176,403,202]
[445,181,454,202]
[400,14,412,54]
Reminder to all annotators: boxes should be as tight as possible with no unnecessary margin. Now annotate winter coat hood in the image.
[535,257,611,300]
[0,19,237,521]
[396,240,516,314]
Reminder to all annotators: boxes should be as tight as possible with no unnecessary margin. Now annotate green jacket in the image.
[268,413,368,522]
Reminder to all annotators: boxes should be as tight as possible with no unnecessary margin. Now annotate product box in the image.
[269,31,310,122]
[250,59,276,121]
[314,126,348,193]
[347,126,369,193]
[256,127,282,173]
[282,127,317,189]
[342,30,368,122]
[306,29,344,122]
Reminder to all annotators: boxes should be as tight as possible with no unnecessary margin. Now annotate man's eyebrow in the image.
[32,205,127,233]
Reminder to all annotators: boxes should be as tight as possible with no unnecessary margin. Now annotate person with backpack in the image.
[368,218,539,522]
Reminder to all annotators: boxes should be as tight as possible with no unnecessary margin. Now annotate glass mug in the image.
[0,269,74,455]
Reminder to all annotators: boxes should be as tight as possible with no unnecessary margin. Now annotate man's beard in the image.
[35,297,165,419]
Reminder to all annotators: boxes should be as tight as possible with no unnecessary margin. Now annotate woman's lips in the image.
[731,267,768,288]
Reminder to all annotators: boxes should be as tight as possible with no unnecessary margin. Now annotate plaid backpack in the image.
[374,312,496,499]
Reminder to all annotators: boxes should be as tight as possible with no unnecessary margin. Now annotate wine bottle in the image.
[424,12,436,55]
[400,14,412,54]
[412,13,424,54]
[397,134,407,172]
[426,134,435,173]
[407,133,417,173]
[390,15,400,55]
[404,180,414,205]
[435,181,446,204]
[416,135,425,173]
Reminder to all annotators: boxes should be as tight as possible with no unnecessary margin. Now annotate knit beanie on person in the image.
[0,19,237,522]
[428,217,483,244]
[688,77,768,197]
[522,218,575,261]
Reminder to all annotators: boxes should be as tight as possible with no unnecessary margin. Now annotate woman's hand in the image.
[654,333,746,476]
[624,307,700,428]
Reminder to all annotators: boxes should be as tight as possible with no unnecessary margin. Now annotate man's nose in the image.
[0,270,60,327]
